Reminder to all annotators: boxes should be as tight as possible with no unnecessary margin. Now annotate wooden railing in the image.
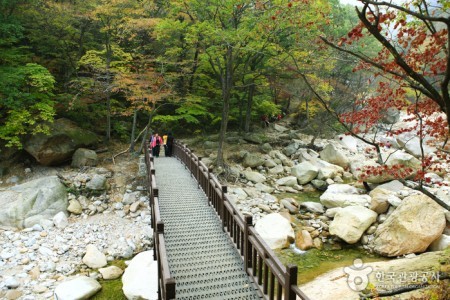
[173,141,310,300]
[145,144,176,300]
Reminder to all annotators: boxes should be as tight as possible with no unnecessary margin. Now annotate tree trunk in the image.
[244,81,255,133]
[129,108,138,153]
[216,47,233,167]
[138,112,154,154]
[105,39,112,141]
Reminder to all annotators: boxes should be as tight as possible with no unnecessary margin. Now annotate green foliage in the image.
[255,100,281,117]
[0,63,56,148]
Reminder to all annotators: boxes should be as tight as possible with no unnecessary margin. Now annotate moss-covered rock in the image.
[24,118,99,166]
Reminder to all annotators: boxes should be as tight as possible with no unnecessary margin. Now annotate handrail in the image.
[173,141,310,300]
[145,143,176,300]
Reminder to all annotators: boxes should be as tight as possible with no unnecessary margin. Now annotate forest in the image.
[1,0,449,173]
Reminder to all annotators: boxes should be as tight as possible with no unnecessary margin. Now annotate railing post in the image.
[197,157,202,188]
[286,264,298,300]
[244,215,253,272]
[208,167,213,204]
[221,185,227,230]
[165,278,176,300]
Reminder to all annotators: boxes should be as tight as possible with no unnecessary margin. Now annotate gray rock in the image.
[382,107,400,124]
[0,176,68,229]
[319,144,349,168]
[268,164,284,175]
[311,179,327,191]
[291,162,318,185]
[300,202,324,214]
[71,148,98,168]
[254,183,274,193]
[283,142,300,157]
[280,199,298,214]
[122,191,140,205]
[86,175,107,190]
[276,176,298,187]
[260,143,273,154]
[242,169,266,183]
[243,133,263,144]
[242,153,265,168]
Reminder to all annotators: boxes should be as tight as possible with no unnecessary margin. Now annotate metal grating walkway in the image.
[155,157,260,300]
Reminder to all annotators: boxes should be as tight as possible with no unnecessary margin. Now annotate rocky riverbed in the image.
[1,112,450,299]
[0,154,153,300]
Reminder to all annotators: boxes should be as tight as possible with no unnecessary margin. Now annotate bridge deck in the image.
[155,157,260,299]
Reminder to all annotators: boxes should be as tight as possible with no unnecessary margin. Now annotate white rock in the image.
[99,266,124,280]
[82,245,107,269]
[329,206,377,244]
[54,275,102,300]
[320,144,349,168]
[122,251,158,300]
[320,191,371,209]
[242,169,266,183]
[4,276,20,289]
[428,234,450,251]
[338,135,358,152]
[53,212,68,229]
[254,213,294,249]
[291,162,318,185]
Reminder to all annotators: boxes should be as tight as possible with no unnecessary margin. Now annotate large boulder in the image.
[122,251,158,300]
[0,176,68,229]
[319,144,349,168]
[329,206,377,244]
[320,184,371,208]
[24,118,98,166]
[372,194,446,257]
[54,275,101,300]
[291,161,318,185]
[299,251,449,300]
[350,157,396,184]
[255,213,295,249]
[385,151,421,175]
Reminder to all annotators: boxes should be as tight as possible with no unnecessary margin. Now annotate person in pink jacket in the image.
[150,133,163,157]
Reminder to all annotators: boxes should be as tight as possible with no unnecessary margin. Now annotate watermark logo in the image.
[343,258,373,292]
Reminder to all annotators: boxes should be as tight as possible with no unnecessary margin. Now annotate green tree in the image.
[0,63,56,148]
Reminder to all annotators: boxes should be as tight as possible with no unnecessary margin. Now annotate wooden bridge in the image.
[145,141,310,300]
